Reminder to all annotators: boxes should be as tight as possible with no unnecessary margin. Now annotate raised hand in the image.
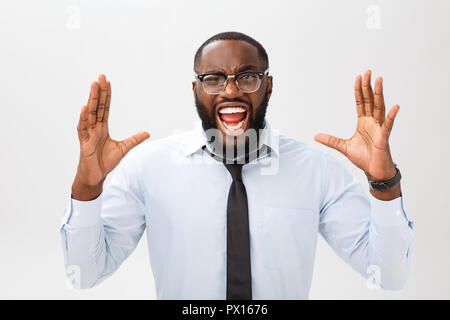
[314,70,401,198]
[72,74,150,200]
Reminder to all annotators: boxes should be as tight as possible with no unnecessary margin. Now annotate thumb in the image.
[314,133,347,155]
[120,131,150,155]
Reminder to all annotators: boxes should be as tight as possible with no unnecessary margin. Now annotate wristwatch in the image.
[367,163,402,191]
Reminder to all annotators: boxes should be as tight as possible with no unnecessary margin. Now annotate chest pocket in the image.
[261,207,316,268]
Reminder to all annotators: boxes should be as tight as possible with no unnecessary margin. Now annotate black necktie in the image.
[224,163,252,300]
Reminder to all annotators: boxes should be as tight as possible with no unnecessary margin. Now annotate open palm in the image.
[76,74,150,186]
[314,70,399,181]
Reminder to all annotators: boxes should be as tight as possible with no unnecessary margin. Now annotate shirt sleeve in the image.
[60,149,147,289]
[318,152,414,290]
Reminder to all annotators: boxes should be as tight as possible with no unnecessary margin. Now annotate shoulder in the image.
[278,136,358,195]
[278,135,326,162]
[123,128,199,165]
[277,135,351,177]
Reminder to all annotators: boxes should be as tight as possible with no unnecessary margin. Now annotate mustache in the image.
[213,98,251,110]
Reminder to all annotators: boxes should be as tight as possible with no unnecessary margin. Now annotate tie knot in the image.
[225,163,243,182]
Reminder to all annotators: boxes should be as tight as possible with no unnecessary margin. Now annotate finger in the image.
[354,75,365,117]
[87,82,99,128]
[362,69,374,116]
[77,105,89,142]
[97,74,107,122]
[373,76,385,124]
[381,105,400,138]
[314,133,347,155]
[103,81,112,123]
[120,131,151,155]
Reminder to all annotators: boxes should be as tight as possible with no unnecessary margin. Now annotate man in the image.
[60,31,413,299]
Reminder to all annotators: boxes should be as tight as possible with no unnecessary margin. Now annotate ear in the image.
[192,81,197,97]
[266,75,273,100]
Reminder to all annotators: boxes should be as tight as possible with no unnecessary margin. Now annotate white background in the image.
[0,0,449,299]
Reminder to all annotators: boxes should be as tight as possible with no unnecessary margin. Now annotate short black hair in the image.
[194,31,269,71]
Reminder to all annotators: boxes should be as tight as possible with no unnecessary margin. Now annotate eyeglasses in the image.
[194,68,269,95]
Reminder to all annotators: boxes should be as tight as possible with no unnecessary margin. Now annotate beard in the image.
[194,90,270,161]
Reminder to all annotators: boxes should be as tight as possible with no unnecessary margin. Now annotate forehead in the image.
[198,40,263,73]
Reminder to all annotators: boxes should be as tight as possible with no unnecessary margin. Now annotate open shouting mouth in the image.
[216,102,250,136]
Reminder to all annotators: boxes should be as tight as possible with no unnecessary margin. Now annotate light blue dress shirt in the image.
[60,122,414,299]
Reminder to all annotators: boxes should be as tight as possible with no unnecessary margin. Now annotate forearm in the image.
[62,222,106,289]
[60,195,108,289]
[367,191,413,290]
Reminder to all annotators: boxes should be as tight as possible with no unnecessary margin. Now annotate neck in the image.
[206,131,266,164]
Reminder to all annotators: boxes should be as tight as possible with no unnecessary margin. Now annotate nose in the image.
[221,76,244,99]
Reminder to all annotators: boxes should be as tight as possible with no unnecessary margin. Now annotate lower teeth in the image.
[223,119,245,130]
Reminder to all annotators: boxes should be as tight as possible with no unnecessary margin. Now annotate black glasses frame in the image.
[194,68,269,94]
[194,68,269,82]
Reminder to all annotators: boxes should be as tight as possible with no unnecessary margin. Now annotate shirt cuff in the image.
[369,192,413,228]
[66,193,103,228]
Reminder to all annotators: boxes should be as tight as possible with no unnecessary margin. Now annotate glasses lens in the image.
[202,74,226,94]
[236,73,261,93]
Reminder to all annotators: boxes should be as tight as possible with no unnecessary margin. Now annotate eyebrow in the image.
[201,64,259,75]
[237,65,258,72]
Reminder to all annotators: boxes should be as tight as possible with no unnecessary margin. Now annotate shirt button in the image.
[395,209,402,217]
[73,211,79,217]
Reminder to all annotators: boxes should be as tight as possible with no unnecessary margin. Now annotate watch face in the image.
[371,182,389,191]
[369,167,401,191]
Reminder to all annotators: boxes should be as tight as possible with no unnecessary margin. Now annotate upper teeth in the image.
[218,106,246,114]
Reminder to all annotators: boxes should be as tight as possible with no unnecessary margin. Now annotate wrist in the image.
[366,162,402,200]
[365,162,397,182]
[369,182,401,201]
[72,176,104,201]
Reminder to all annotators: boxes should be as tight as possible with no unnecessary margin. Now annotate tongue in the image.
[219,112,246,124]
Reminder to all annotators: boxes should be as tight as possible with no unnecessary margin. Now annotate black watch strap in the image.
[368,165,401,191]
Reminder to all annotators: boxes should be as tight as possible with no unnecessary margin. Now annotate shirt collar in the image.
[181,120,280,158]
